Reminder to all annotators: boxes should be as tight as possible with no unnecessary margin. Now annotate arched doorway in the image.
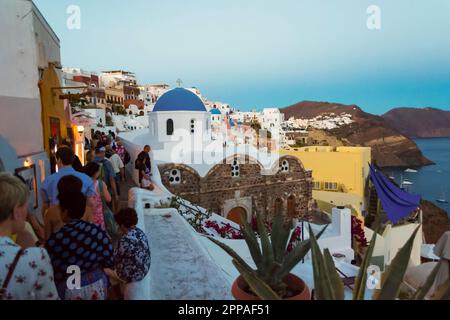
[287,195,296,218]
[274,198,283,216]
[227,207,247,225]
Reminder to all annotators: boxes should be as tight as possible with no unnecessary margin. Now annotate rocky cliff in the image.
[421,200,450,244]
[281,101,433,168]
[382,107,450,138]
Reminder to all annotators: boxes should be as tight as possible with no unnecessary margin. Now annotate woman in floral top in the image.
[0,173,58,300]
[106,208,150,299]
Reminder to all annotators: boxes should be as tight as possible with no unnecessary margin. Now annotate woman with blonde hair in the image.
[0,173,58,300]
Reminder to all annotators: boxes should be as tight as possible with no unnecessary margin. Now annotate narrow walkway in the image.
[118,178,136,209]
[145,211,232,300]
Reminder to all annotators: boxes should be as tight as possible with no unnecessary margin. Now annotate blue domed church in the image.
[149,88,211,144]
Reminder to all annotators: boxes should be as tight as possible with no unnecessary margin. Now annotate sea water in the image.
[389,138,450,216]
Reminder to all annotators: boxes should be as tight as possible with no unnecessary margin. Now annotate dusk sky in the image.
[34,0,450,114]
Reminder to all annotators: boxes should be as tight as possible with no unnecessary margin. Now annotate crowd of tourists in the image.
[0,132,153,300]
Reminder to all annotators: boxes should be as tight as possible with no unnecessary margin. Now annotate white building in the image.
[209,108,224,124]
[83,108,106,127]
[206,101,234,115]
[100,70,137,87]
[260,108,285,131]
[147,88,212,148]
[229,110,259,124]
[0,0,61,218]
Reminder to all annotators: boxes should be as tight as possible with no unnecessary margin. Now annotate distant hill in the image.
[282,101,365,119]
[280,101,433,168]
[382,107,450,138]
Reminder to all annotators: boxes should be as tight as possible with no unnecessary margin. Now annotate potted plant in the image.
[309,224,450,300]
[208,210,327,300]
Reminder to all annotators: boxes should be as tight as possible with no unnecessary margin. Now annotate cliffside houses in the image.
[283,112,355,131]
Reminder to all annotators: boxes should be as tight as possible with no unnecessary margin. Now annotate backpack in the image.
[124,151,131,165]
[97,160,109,184]
[135,158,140,170]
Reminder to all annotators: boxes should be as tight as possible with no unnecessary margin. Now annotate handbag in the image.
[98,180,120,244]
[0,249,24,300]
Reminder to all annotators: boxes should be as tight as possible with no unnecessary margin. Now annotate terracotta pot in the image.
[231,273,311,300]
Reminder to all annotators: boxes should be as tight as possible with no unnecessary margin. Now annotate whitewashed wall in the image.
[0,0,60,220]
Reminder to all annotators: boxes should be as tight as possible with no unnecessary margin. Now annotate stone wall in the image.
[159,155,313,221]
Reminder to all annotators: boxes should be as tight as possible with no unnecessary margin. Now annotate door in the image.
[227,207,247,225]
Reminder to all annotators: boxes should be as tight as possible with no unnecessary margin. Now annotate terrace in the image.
[126,187,362,300]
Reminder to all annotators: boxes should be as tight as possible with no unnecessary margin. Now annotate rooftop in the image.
[153,87,207,112]
[210,108,222,115]
[101,70,136,75]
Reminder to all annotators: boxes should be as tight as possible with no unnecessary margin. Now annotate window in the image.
[167,119,174,135]
[280,159,289,173]
[274,198,283,215]
[324,182,338,191]
[287,195,296,218]
[190,119,195,134]
[169,169,181,185]
[312,181,321,190]
[231,159,240,178]
[38,68,44,81]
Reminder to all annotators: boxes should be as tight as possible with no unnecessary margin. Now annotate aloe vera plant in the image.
[208,210,327,299]
[310,224,450,300]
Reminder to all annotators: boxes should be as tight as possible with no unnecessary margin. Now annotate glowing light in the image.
[77,125,84,133]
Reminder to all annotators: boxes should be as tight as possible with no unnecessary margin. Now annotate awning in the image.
[369,164,421,224]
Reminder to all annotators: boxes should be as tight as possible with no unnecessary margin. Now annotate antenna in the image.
[176,78,183,87]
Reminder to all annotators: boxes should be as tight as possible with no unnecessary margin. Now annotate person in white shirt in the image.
[0,173,58,300]
[105,145,125,197]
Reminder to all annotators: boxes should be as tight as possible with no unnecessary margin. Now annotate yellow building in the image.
[280,146,371,216]
[39,63,83,171]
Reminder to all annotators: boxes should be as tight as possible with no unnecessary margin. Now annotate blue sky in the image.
[34,0,450,114]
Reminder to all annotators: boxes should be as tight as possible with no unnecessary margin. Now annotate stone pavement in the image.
[118,178,137,210]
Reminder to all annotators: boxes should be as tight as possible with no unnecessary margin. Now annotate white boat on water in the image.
[436,191,448,204]
[400,174,414,187]
[405,168,418,173]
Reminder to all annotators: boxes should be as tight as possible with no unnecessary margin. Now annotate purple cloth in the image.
[369,164,421,224]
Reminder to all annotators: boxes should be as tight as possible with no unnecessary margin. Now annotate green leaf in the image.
[323,249,345,300]
[232,259,281,300]
[374,225,421,300]
[255,211,274,275]
[353,227,378,300]
[430,278,450,300]
[271,212,292,264]
[309,224,342,300]
[278,224,328,278]
[239,217,263,270]
[412,260,442,300]
[207,236,255,274]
